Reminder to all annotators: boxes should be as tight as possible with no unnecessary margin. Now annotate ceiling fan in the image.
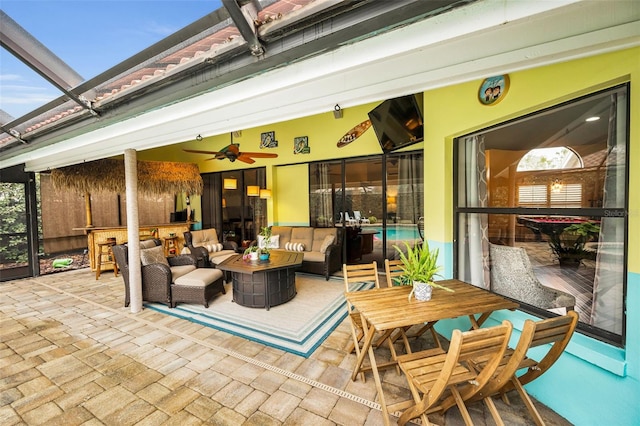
[184,133,278,164]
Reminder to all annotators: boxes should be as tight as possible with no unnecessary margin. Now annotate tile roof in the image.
[0,0,317,149]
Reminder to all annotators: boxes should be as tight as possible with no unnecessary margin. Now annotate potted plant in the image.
[548,221,599,269]
[392,240,453,301]
[258,226,272,260]
[243,245,259,261]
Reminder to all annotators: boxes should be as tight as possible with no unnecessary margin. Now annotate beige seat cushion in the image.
[210,252,235,264]
[174,268,223,287]
[303,251,325,262]
[170,265,196,282]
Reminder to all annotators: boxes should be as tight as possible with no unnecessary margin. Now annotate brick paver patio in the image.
[0,268,571,425]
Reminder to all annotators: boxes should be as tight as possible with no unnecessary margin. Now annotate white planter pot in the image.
[250,252,259,261]
[412,281,433,301]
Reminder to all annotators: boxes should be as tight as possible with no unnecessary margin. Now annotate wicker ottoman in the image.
[171,268,225,308]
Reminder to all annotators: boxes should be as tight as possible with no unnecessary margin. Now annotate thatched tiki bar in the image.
[51,158,203,273]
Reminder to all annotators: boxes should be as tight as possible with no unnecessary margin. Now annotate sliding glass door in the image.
[310,152,423,265]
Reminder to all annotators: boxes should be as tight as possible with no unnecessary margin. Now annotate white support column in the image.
[124,149,142,313]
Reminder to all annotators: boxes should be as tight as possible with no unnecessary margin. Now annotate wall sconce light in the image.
[247,185,260,197]
[387,195,397,204]
[333,104,343,119]
[259,189,272,199]
[223,178,237,190]
[222,198,226,208]
[551,178,563,193]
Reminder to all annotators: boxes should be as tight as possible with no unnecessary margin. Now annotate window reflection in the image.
[456,85,628,344]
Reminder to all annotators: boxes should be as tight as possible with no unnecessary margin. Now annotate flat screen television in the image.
[368,93,423,152]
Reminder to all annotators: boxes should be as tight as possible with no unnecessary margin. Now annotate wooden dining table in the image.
[345,279,519,426]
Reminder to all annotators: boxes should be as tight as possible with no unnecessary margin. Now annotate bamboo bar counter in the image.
[76,223,191,272]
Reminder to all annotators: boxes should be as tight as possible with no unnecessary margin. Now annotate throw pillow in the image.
[205,243,224,253]
[285,242,305,252]
[320,235,335,254]
[140,245,169,267]
[258,235,280,249]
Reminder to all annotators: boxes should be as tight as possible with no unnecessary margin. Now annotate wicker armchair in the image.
[112,239,198,307]
[183,229,238,267]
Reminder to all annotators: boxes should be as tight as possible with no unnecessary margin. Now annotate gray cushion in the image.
[140,246,169,267]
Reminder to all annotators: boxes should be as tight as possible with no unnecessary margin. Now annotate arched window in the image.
[517,147,583,208]
[516,147,582,171]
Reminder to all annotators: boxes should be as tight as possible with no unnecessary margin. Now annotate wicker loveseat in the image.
[264,226,343,280]
[112,239,199,307]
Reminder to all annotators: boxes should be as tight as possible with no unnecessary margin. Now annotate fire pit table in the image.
[215,251,303,310]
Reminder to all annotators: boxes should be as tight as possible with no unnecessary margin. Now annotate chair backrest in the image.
[354,211,362,220]
[489,242,541,298]
[343,262,380,310]
[516,310,579,386]
[384,259,404,286]
[343,262,380,292]
[402,321,512,416]
[471,311,579,402]
[455,321,513,402]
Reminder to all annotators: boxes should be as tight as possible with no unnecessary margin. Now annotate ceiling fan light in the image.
[223,178,237,190]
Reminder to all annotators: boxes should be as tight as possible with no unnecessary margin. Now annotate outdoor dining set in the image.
[342,261,579,426]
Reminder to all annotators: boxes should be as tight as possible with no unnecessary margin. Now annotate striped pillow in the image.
[285,242,305,252]
[202,243,224,252]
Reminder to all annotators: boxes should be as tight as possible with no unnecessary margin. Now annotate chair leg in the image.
[483,396,505,426]
[511,377,545,426]
[450,385,474,426]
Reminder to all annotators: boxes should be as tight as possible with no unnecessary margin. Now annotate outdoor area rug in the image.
[144,273,374,357]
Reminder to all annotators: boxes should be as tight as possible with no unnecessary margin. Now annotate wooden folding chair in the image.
[396,320,513,426]
[489,312,579,425]
[344,262,407,380]
[384,258,443,350]
[343,262,380,357]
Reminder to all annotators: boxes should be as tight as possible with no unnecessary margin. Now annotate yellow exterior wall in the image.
[422,46,639,274]
[141,102,384,172]
[272,164,309,225]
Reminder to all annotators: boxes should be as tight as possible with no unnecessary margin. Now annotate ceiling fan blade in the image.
[241,152,278,158]
[183,149,224,155]
[236,154,255,164]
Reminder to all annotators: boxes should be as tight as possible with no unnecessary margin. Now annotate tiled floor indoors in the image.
[1,268,572,425]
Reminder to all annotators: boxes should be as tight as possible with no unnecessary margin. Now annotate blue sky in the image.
[1,1,221,120]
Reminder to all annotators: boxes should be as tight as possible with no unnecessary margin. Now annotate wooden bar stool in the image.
[96,241,118,280]
[163,235,179,257]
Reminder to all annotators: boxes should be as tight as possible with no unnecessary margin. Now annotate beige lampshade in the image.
[247,185,260,196]
[223,178,237,190]
[260,189,272,199]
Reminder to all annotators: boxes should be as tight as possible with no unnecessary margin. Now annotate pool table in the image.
[517,216,591,241]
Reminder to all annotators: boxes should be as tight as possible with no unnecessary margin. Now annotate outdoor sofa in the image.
[261,226,343,280]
